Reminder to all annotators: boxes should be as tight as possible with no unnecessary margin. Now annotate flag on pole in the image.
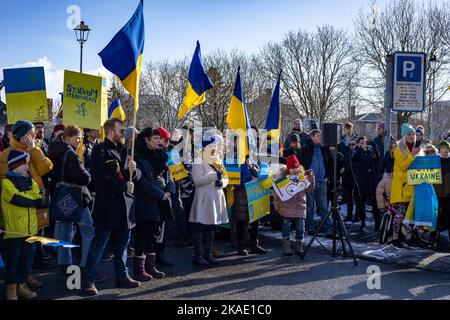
[178,41,214,119]
[108,98,126,121]
[99,0,145,111]
[26,236,80,248]
[226,67,255,164]
[265,71,282,154]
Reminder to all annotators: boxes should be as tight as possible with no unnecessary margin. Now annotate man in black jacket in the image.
[283,119,309,150]
[298,130,333,236]
[83,118,138,296]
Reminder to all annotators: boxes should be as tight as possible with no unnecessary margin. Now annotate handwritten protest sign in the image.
[407,156,442,185]
[3,67,48,124]
[63,70,107,130]
[273,175,311,201]
[224,163,241,185]
[245,180,270,223]
[166,150,188,181]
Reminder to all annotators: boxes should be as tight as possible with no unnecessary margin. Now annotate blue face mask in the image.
[7,171,29,178]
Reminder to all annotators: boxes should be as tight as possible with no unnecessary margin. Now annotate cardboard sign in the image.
[224,163,241,185]
[273,175,311,201]
[407,156,442,185]
[166,150,188,181]
[63,70,107,130]
[3,67,48,124]
[245,180,270,223]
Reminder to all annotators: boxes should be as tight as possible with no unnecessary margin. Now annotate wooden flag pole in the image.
[129,99,138,182]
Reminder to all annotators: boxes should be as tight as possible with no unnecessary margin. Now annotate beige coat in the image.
[189,160,229,225]
[376,172,392,210]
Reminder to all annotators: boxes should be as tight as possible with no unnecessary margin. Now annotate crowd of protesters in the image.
[0,117,450,300]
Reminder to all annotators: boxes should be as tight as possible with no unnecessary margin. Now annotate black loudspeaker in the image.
[322,123,342,147]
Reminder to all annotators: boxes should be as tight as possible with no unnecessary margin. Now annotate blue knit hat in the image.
[7,150,29,170]
[202,136,216,148]
[401,123,415,138]
[12,120,34,140]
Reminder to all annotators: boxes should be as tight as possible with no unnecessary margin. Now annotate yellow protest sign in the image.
[63,70,107,130]
[407,156,442,186]
[224,163,241,185]
[245,180,270,223]
[166,150,188,181]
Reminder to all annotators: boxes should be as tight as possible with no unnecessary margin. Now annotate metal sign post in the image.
[384,55,394,155]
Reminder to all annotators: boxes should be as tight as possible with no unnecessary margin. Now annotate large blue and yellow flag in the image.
[264,71,282,155]
[3,67,48,124]
[99,0,144,111]
[226,67,255,164]
[178,41,214,119]
[108,98,126,121]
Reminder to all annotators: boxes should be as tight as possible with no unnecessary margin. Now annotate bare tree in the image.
[259,25,358,123]
[354,0,450,137]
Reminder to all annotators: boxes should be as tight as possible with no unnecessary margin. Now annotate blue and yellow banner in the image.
[226,67,256,164]
[273,175,311,201]
[26,236,80,248]
[3,67,48,124]
[99,0,145,111]
[63,70,108,130]
[166,150,188,181]
[178,41,214,119]
[265,71,282,155]
[407,156,442,185]
[245,180,270,223]
[108,98,126,121]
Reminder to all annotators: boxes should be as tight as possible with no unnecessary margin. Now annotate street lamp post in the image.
[429,55,437,141]
[74,21,91,74]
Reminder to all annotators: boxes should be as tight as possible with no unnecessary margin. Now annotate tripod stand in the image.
[300,147,358,266]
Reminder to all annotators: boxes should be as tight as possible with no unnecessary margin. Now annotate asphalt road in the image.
[4,236,450,300]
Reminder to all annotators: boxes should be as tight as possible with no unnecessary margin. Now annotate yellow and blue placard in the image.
[224,162,241,186]
[273,175,311,201]
[108,98,126,121]
[407,156,442,185]
[245,180,270,223]
[3,67,48,124]
[99,0,144,111]
[63,70,108,130]
[166,150,188,181]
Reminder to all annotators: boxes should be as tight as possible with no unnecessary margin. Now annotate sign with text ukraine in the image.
[166,150,188,181]
[224,162,241,185]
[63,70,107,130]
[407,156,442,185]
[245,180,270,223]
[3,67,48,124]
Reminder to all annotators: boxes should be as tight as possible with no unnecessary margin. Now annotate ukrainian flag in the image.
[108,98,126,121]
[226,67,255,164]
[178,41,214,119]
[265,71,282,155]
[26,236,79,248]
[99,0,144,111]
[3,67,47,124]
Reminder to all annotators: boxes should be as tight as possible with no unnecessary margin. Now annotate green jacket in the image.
[1,174,42,239]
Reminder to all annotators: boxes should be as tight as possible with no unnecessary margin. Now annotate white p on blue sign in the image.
[393,52,426,112]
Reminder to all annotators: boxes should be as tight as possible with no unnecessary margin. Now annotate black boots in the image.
[192,232,209,266]
[203,231,219,265]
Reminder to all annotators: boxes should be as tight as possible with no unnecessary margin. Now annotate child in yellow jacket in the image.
[1,150,42,300]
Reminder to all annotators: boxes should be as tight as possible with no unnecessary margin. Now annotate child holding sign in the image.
[274,155,315,256]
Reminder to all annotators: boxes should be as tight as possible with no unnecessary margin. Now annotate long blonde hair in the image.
[397,134,416,157]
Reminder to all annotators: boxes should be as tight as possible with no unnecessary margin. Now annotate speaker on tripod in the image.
[301,123,358,266]
[322,123,342,147]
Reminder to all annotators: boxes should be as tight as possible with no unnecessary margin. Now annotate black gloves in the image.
[217,171,223,181]
[215,180,224,188]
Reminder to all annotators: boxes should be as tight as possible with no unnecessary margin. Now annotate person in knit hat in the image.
[389,123,420,247]
[2,150,43,300]
[274,155,315,256]
[434,140,450,245]
[0,120,53,288]
[415,126,425,148]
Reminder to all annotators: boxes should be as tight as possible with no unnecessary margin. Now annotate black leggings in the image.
[134,221,163,256]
